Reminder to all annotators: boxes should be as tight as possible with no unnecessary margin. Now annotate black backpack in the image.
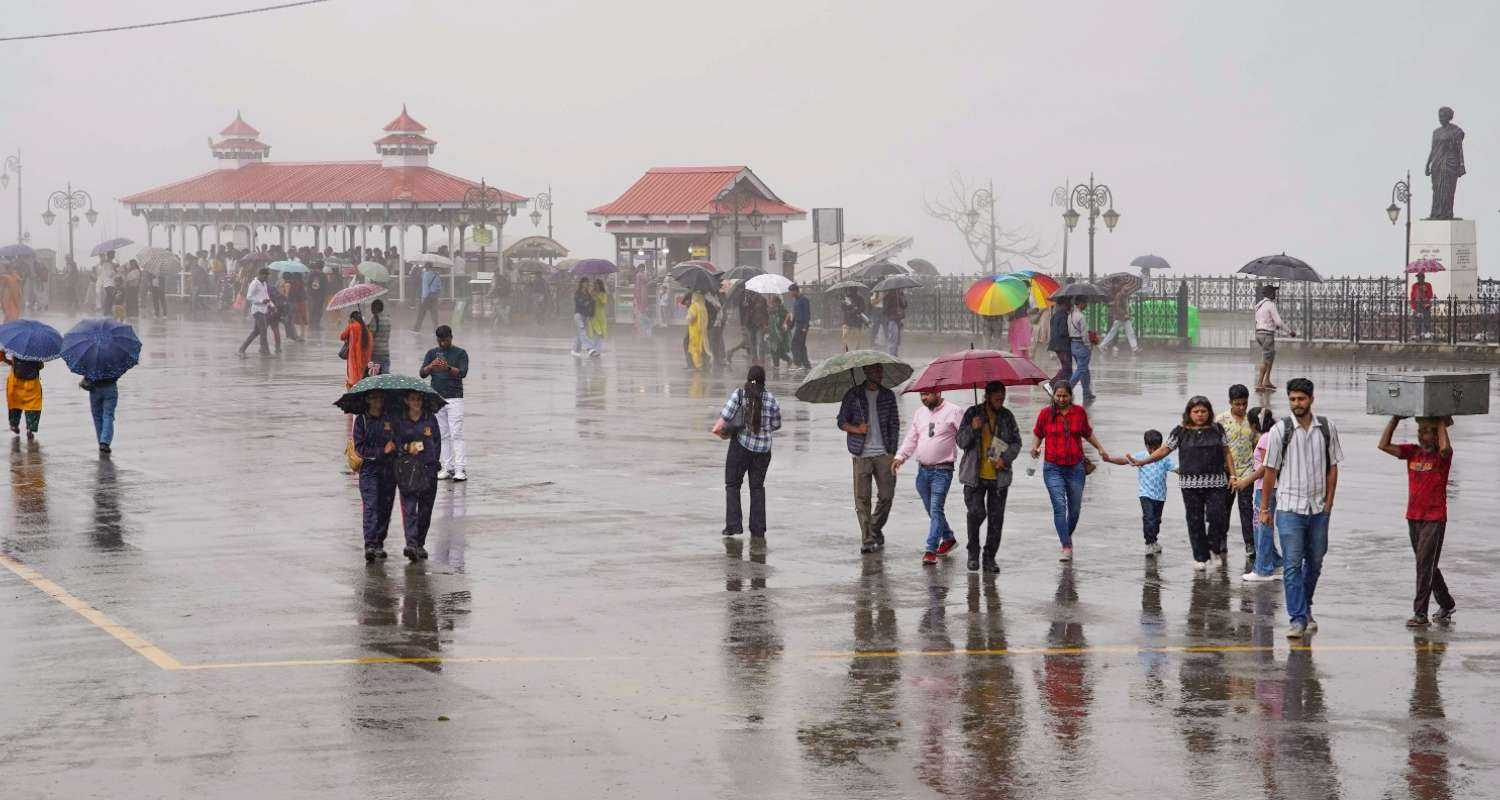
[1277,416,1331,471]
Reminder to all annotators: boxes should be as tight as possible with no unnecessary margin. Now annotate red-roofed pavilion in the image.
[121,108,526,290]
[588,166,803,274]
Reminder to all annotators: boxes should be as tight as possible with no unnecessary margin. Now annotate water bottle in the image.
[1025,456,1038,478]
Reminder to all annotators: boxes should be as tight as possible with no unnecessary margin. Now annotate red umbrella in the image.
[904,349,1048,394]
[326,283,388,311]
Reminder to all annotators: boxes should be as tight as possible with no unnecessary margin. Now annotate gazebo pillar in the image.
[398,226,408,302]
[146,220,154,248]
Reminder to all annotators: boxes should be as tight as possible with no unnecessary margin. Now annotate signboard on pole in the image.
[812,208,844,245]
[471,226,494,246]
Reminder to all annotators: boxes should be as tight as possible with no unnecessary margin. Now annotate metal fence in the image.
[1142,274,1500,312]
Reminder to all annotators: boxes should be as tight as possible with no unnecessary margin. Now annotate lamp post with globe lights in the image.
[1388,170,1413,321]
[458,178,509,291]
[1062,173,1119,282]
[529,187,554,264]
[41,182,97,269]
[963,179,999,274]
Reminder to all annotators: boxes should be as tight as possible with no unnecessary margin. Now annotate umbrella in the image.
[722,265,764,281]
[1129,254,1172,270]
[1005,269,1061,308]
[905,349,1048,394]
[1405,258,1445,274]
[824,280,871,294]
[570,258,618,276]
[872,274,924,292]
[1238,253,1322,283]
[851,260,909,282]
[1051,282,1107,300]
[133,247,181,275]
[269,260,309,274]
[60,319,141,382]
[0,243,34,259]
[326,283,388,311]
[408,252,455,267]
[505,235,568,260]
[238,252,273,266]
[964,275,1032,316]
[672,266,720,294]
[91,238,133,257]
[514,259,553,274]
[795,350,914,403]
[357,261,391,282]
[1099,271,1143,298]
[745,273,793,295]
[0,319,64,361]
[334,373,446,414]
[907,258,940,276]
[673,260,717,273]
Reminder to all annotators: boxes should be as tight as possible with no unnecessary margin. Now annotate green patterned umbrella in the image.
[334,373,446,414]
[794,349,913,403]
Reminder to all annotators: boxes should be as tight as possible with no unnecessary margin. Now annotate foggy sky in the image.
[2,0,1495,278]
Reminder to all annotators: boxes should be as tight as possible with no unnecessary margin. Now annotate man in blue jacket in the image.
[837,364,901,553]
[789,283,812,369]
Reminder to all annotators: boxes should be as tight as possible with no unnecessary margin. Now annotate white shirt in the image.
[1254,298,1290,334]
[1262,416,1344,515]
[246,277,272,314]
[1068,307,1087,339]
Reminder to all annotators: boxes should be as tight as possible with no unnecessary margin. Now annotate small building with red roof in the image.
[120,107,527,271]
[588,166,803,275]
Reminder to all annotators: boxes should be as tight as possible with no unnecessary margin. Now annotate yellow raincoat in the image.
[685,294,708,369]
[3,354,43,413]
[588,287,609,341]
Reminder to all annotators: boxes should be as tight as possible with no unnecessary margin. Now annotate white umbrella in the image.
[133,247,182,275]
[408,252,455,267]
[744,273,793,295]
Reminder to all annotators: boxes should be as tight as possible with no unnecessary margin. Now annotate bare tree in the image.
[923,173,1050,272]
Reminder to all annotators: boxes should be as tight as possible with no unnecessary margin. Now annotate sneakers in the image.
[982,560,1000,574]
[1144,543,1159,558]
[1241,571,1279,583]
[921,551,938,566]
[364,547,379,562]
[935,538,958,556]
[1286,622,1306,639]
[1433,606,1456,623]
[437,469,453,481]
[98,443,112,455]
[453,470,467,482]
[1306,617,1318,632]
[860,544,878,555]
[967,558,980,572]
[1192,560,1208,572]
[1058,548,1073,562]
[1406,614,1430,628]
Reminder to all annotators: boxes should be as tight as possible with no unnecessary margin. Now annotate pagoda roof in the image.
[383,105,427,133]
[588,166,803,219]
[121,161,525,207]
[212,138,270,152]
[219,112,260,137]
[374,133,437,148]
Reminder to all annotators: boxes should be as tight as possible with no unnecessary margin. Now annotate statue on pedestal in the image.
[1425,106,1465,220]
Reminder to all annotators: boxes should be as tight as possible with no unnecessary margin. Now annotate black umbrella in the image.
[872,274,924,292]
[1238,253,1322,283]
[1129,254,1172,270]
[673,266,720,294]
[722,265,764,281]
[1050,282,1107,300]
[906,258,940,276]
[851,260,909,282]
[824,280,871,294]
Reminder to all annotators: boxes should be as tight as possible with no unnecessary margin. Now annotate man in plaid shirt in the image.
[837,365,902,553]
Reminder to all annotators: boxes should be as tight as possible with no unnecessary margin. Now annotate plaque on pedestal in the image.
[1409,219,1478,298]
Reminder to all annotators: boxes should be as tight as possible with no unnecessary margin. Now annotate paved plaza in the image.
[2,315,1498,799]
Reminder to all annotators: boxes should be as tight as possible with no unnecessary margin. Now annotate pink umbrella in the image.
[1405,258,1445,274]
[326,283,388,311]
[905,349,1048,395]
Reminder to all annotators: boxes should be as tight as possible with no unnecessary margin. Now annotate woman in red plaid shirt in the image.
[1029,383,1117,561]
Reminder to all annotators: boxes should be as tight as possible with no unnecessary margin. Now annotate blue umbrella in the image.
[91,238,134,257]
[269,259,309,274]
[61,319,141,382]
[570,258,618,276]
[0,319,64,361]
[0,243,34,259]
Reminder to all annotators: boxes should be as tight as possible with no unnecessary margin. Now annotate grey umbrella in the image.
[906,258,940,276]
[824,280,871,294]
[1129,254,1172,270]
[851,260,909,282]
[872,274,924,292]
[1238,253,1322,283]
[1050,282,1107,300]
[722,265,764,281]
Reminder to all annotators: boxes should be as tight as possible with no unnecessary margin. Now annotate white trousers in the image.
[437,398,466,471]
[1100,319,1138,351]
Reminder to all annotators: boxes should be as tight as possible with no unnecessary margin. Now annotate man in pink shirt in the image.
[894,390,966,564]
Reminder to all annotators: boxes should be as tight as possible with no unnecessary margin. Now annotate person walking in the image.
[1218,384,1258,554]
[766,295,791,370]
[122,261,142,318]
[882,287,907,356]
[1378,415,1455,627]
[684,292,709,370]
[367,299,393,375]
[237,267,274,357]
[1108,429,1174,557]
[1098,290,1138,354]
[421,325,468,482]
[352,391,398,561]
[411,263,442,332]
[1253,286,1296,390]
[588,278,609,356]
[1238,406,1284,582]
[837,364,901,554]
[1067,298,1096,402]
[707,290,727,367]
[1410,273,1435,339]
[0,266,22,323]
[954,381,1021,572]
[82,375,119,454]
[149,265,168,319]
[572,277,597,357]
[839,287,867,352]
[1046,297,1073,392]
[789,283,812,369]
[307,263,328,331]
[1007,307,1032,358]
[1132,396,1235,571]
[1260,377,1344,638]
[3,351,43,440]
[715,364,782,539]
[394,389,441,561]
[339,310,373,390]
[1029,382,1113,561]
[893,389,965,566]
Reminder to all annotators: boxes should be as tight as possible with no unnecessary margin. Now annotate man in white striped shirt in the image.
[1253,285,1296,390]
[1260,377,1343,638]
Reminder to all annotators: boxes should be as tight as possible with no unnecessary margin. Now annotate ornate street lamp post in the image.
[529,186,554,263]
[1050,179,1072,276]
[963,180,999,274]
[1063,173,1119,282]
[458,179,508,309]
[41,182,97,269]
[1389,171,1413,326]
[2,151,22,245]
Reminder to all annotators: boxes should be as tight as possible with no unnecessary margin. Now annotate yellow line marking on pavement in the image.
[180,654,631,671]
[0,552,183,671]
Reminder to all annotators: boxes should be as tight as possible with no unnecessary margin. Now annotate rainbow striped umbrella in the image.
[964,275,1032,316]
[1006,270,1062,308]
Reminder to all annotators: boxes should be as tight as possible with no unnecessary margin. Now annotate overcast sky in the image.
[2,0,1495,277]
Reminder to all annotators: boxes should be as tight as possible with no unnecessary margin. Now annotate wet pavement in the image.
[2,311,1499,799]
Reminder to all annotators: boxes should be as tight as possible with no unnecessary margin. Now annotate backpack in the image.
[1277,416,1331,472]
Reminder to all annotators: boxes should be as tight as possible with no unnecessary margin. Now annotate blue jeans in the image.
[1252,487,1284,576]
[914,465,955,551]
[574,312,598,352]
[1277,510,1330,624]
[1042,461,1085,548]
[1069,341,1093,398]
[1140,496,1164,544]
[89,384,118,445]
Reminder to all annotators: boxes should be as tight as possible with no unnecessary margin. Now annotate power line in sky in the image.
[0,0,330,43]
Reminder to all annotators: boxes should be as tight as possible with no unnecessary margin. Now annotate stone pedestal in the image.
[1410,219,1478,298]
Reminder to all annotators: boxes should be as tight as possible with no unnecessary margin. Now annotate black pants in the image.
[725,438,771,535]
[1181,486,1230,562]
[359,468,397,548]
[1227,483,1254,549]
[239,311,270,354]
[151,287,166,317]
[1140,497,1165,544]
[1408,520,1454,617]
[308,296,325,330]
[413,297,439,331]
[1051,347,1072,388]
[399,483,437,548]
[964,481,1007,562]
[709,326,726,366]
[791,325,810,368]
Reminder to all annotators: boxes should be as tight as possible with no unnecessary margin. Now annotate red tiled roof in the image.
[212,138,270,152]
[589,166,803,217]
[120,162,525,205]
[374,133,436,147]
[220,112,260,137]
[383,104,427,133]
